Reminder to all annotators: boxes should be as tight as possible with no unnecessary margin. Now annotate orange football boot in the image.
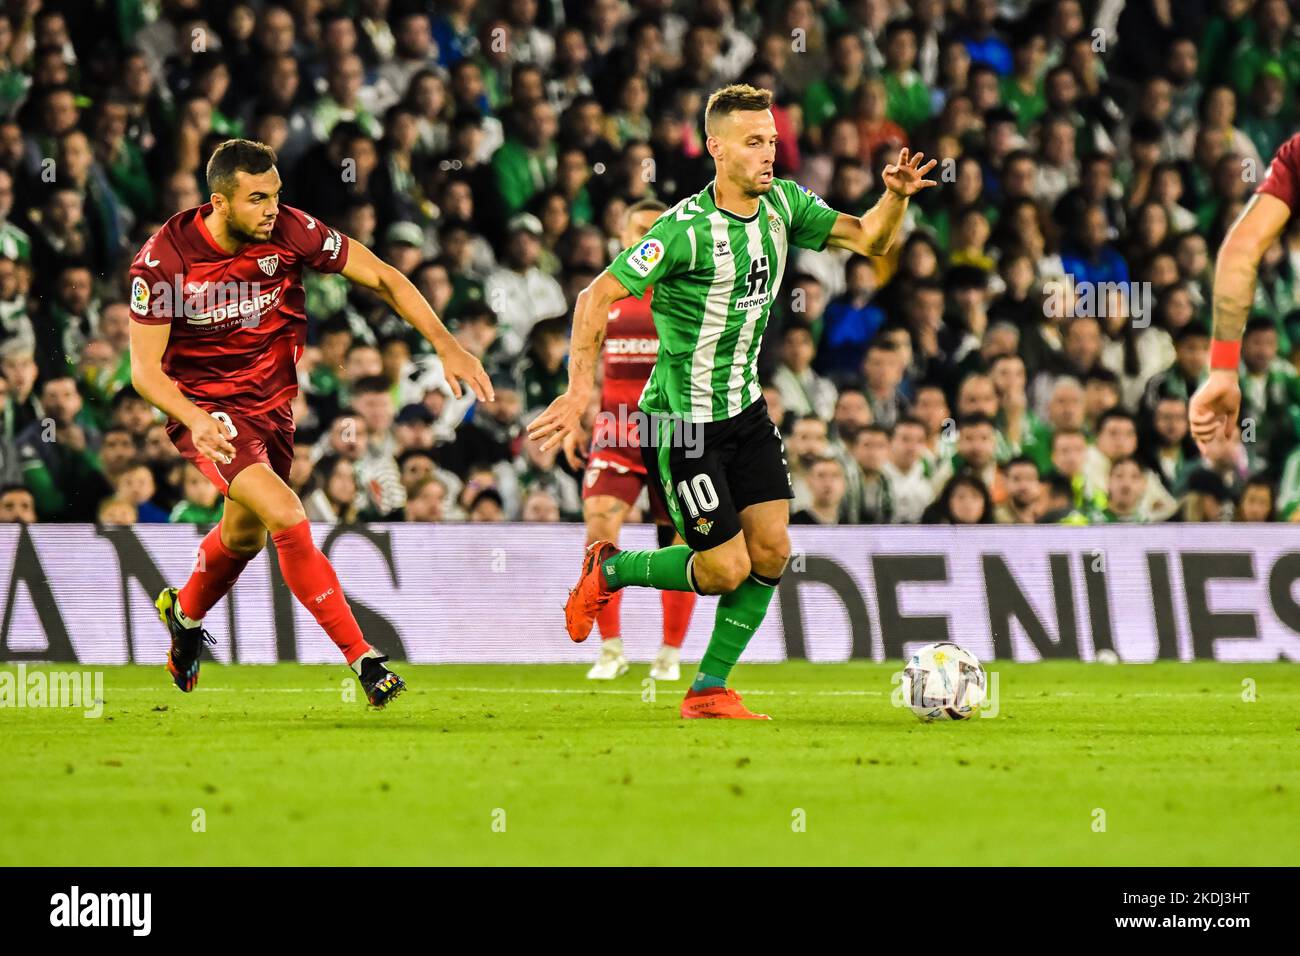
[680,686,771,719]
[564,540,619,642]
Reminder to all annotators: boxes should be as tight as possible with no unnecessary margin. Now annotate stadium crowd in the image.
[0,0,1299,528]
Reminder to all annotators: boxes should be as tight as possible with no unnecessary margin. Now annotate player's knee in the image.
[748,535,790,579]
[700,550,750,593]
[261,502,308,534]
[223,526,267,556]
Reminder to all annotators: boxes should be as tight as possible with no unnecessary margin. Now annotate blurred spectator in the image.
[405,474,448,522]
[97,495,137,525]
[792,455,848,525]
[881,417,934,523]
[844,424,891,523]
[1098,456,1149,523]
[1236,473,1276,523]
[0,482,35,523]
[773,320,837,422]
[994,455,1043,523]
[16,374,109,521]
[468,487,506,522]
[169,462,224,524]
[484,212,566,354]
[113,460,168,523]
[304,454,361,524]
[922,472,995,524]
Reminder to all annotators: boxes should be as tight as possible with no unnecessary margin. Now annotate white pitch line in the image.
[87,687,1278,700]
[97,686,886,697]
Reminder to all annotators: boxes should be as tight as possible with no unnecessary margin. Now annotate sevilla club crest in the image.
[256,254,279,276]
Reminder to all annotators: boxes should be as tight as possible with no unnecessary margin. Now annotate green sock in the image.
[696,573,779,684]
[691,672,727,691]
[602,546,695,591]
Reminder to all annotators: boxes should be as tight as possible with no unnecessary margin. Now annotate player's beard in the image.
[746,167,775,196]
[227,215,273,245]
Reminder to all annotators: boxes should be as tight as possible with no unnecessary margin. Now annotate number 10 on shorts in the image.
[676,474,718,517]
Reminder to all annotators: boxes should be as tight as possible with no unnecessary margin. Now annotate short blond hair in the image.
[705,84,773,134]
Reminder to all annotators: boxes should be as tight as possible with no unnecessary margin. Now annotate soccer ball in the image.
[899,642,986,722]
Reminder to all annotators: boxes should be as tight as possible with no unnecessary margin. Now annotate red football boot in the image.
[564,540,619,642]
[680,686,771,720]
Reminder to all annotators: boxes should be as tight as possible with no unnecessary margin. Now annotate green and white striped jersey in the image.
[607,178,840,423]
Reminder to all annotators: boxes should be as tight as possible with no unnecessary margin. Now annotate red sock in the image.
[661,590,696,648]
[178,521,252,620]
[596,588,623,640]
[270,519,371,664]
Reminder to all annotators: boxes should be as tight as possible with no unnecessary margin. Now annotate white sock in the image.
[175,603,201,629]
[602,637,624,654]
[350,648,382,676]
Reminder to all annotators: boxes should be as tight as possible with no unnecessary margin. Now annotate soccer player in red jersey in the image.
[128,140,492,706]
[562,199,697,681]
[1191,132,1300,446]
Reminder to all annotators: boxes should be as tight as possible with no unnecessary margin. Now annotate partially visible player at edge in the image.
[529,85,936,719]
[128,139,492,707]
[560,198,698,682]
[1190,132,1300,450]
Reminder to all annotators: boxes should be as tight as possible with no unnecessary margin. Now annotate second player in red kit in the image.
[563,200,697,681]
[128,139,493,706]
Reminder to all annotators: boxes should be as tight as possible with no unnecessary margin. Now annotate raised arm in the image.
[340,238,493,402]
[1210,193,1291,346]
[1189,193,1291,444]
[129,319,236,464]
[826,148,937,257]
[527,269,629,452]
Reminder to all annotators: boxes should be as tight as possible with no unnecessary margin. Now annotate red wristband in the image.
[1209,338,1241,370]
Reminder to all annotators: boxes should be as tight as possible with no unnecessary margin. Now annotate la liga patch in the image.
[798,184,830,208]
[130,276,149,316]
[627,238,665,277]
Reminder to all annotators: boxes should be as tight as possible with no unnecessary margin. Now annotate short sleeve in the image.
[127,235,175,325]
[277,205,351,274]
[777,179,840,251]
[1256,133,1300,215]
[607,215,691,298]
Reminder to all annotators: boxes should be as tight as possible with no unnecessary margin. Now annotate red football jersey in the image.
[589,289,658,472]
[128,203,350,416]
[1257,131,1300,217]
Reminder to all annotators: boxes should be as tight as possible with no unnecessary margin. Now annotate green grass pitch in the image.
[2,661,1297,866]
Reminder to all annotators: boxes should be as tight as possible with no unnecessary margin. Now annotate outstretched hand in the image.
[881,148,939,198]
[437,342,495,402]
[527,389,588,454]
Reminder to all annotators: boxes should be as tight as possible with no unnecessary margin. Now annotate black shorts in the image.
[639,398,793,552]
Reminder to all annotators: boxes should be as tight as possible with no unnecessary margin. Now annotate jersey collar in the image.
[193,202,241,257]
[706,181,760,223]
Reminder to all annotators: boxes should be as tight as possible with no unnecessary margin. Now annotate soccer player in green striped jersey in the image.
[529,84,937,719]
